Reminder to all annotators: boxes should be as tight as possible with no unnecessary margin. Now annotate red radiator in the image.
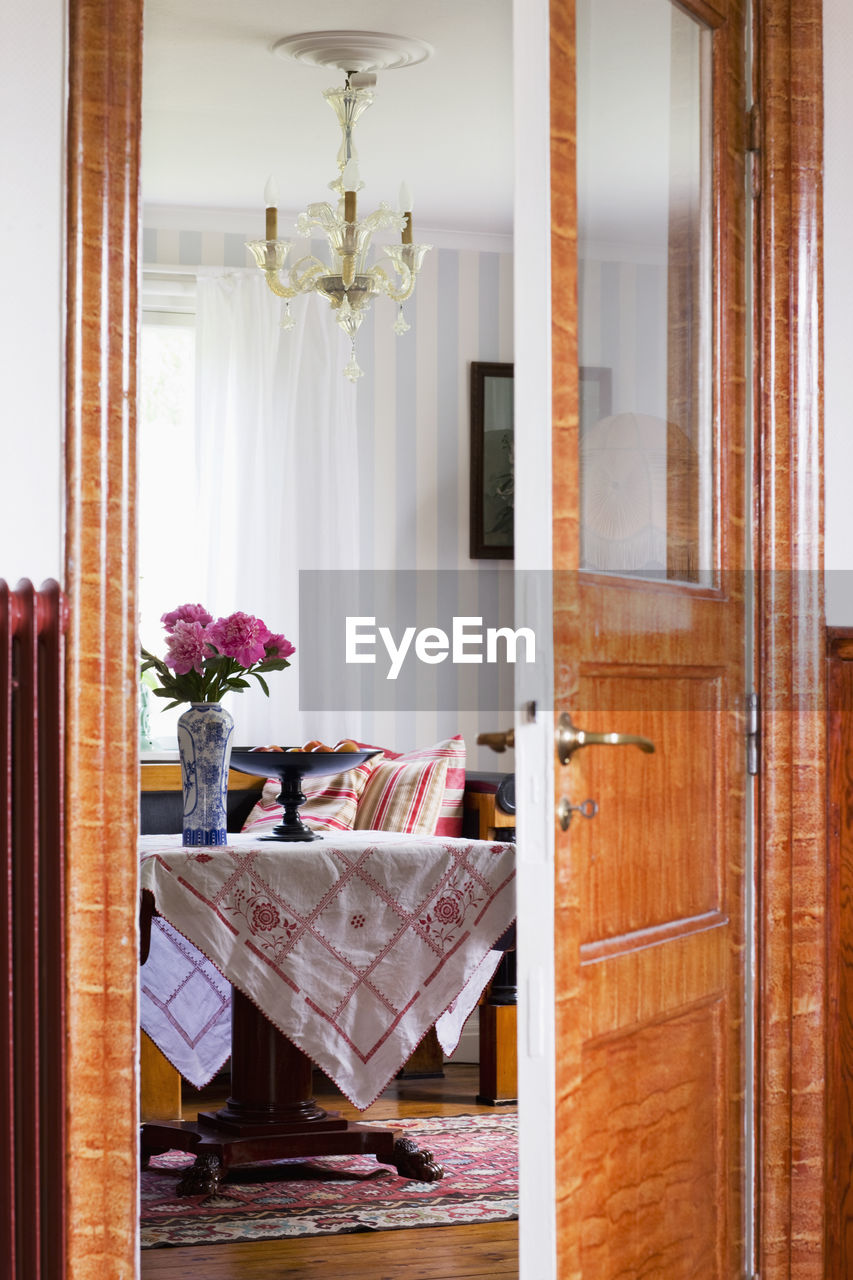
[0,579,67,1280]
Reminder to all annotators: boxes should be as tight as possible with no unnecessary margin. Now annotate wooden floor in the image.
[140,1063,519,1280]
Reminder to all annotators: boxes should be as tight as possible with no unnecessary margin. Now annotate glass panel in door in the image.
[576,0,713,584]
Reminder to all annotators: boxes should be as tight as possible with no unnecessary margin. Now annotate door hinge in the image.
[746,690,760,776]
[747,103,761,198]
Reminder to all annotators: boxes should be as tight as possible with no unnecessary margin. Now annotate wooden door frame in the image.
[64,0,142,1272]
[754,2,826,1275]
[63,0,824,1275]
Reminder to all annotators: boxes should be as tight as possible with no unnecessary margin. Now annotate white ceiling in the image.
[141,0,514,238]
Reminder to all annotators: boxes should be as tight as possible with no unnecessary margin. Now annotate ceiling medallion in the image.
[273,30,434,75]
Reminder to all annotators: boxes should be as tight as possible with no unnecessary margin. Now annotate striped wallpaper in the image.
[143,216,515,768]
[578,253,668,422]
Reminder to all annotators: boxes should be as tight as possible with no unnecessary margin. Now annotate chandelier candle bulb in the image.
[343,158,360,223]
[264,176,279,241]
[399,182,413,244]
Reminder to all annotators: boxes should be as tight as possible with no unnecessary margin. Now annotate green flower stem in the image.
[140,646,290,711]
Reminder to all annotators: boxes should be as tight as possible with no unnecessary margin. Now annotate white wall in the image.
[0,0,65,584]
[824,0,853,623]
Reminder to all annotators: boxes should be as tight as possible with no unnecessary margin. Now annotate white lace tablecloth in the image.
[139,831,516,1109]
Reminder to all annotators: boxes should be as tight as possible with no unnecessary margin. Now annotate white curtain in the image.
[193,270,361,747]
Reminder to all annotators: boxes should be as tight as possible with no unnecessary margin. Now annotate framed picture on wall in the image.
[470,361,514,560]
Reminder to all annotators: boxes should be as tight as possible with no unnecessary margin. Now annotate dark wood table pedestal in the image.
[477,947,518,1106]
[140,991,444,1194]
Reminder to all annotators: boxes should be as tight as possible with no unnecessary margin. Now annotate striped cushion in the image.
[354,736,466,837]
[241,756,379,834]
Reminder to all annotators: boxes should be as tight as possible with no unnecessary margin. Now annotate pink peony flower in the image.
[164,619,207,675]
[264,632,295,660]
[161,603,213,633]
[206,612,271,668]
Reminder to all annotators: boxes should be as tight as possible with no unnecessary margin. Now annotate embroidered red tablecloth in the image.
[139,831,516,1109]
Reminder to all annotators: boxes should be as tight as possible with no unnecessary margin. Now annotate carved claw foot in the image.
[391,1136,444,1181]
[175,1152,225,1197]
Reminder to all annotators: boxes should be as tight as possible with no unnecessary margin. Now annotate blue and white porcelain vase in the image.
[177,702,234,846]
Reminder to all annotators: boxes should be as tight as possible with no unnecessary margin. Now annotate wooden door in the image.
[551,0,749,1274]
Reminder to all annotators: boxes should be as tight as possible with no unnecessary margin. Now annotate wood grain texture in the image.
[576,683,723,942]
[478,1004,518,1104]
[550,2,742,1280]
[64,0,143,1274]
[554,0,825,1272]
[825,631,852,1278]
[579,1000,725,1276]
[754,1,826,1276]
[463,789,516,837]
[140,1223,519,1280]
[140,764,263,793]
[140,1033,182,1123]
[553,2,748,1277]
[549,0,582,1271]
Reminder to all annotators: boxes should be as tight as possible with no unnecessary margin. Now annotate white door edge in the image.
[513,0,557,1273]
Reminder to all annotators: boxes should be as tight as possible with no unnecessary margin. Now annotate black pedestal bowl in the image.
[229,748,380,842]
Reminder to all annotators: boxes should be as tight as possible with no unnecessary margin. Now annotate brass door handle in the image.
[556,712,655,765]
[477,728,515,754]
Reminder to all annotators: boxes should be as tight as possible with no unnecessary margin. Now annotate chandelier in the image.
[246,35,433,383]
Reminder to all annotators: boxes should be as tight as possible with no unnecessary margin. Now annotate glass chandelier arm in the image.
[368,260,415,304]
[288,255,332,294]
[262,272,297,300]
[297,202,340,236]
[359,204,407,237]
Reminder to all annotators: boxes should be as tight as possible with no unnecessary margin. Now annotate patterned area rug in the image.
[141,1113,518,1249]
